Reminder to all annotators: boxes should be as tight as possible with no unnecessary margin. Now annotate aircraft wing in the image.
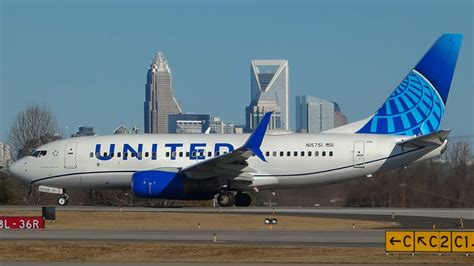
[180,112,272,181]
[396,130,451,148]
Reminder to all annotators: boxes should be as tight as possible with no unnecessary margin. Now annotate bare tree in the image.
[9,104,61,160]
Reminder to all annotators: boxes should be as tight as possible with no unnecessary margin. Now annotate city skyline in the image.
[1,1,472,141]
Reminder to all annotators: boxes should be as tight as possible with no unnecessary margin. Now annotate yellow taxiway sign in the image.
[386,230,474,253]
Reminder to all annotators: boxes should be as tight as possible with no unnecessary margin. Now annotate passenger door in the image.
[353,141,365,168]
[64,142,78,169]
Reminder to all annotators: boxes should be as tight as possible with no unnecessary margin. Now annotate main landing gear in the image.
[216,191,251,207]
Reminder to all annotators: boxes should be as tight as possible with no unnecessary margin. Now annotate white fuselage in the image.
[10,132,446,192]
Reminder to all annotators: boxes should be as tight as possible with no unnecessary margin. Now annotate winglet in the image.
[243,112,272,162]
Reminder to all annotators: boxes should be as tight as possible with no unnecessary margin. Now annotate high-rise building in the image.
[0,143,11,171]
[296,96,335,133]
[144,52,181,133]
[245,60,289,132]
[224,123,235,134]
[209,117,225,134]
[209,117,237,134]
[332,102,348,128]
[168,114,210,134]
[71,126,96,138]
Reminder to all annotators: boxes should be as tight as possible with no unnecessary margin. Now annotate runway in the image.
[1,206,472,247]
[0,229,383,247]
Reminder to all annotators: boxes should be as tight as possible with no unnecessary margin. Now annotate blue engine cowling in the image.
[131,170,217,200]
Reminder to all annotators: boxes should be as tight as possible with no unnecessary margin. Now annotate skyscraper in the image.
[245,60,289,132]
[209,117,225,134]
[332,101,349,128]
[295,96,335,133]
[144,52,181,133]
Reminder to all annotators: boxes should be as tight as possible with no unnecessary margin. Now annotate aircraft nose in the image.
[9,158,30,183]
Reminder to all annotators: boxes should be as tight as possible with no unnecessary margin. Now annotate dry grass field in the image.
[0,241,472,264]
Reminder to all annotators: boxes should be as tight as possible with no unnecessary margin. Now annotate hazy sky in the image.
[1,0,473,141]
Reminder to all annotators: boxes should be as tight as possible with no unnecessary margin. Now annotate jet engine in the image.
[131,170,217,200]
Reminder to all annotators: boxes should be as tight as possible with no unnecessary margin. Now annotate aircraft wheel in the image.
[58,196,68,206]
[234,192,251,207]
[216,192,235,207]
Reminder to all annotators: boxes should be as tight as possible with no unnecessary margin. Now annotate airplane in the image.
[9,33,463,207]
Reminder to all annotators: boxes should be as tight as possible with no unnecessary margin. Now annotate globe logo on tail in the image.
[357,70,444,136]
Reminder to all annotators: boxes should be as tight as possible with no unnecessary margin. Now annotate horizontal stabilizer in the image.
[396,130,450,148]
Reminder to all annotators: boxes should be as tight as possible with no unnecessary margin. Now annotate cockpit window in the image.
[31,150,47,158]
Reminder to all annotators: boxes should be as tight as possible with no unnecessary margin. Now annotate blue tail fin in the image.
[356,34,463,136]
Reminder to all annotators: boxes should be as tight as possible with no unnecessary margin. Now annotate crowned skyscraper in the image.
[144,52,181,133]
[245,60,289,132]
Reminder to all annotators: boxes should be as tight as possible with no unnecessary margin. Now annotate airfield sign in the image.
[385,231,414,252]
[386,230,474,253]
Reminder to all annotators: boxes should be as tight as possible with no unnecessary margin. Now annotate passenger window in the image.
[266,151,270,157]
[273,151,277,157]
[207,151,212,157]
[287,151,291,157]
[110,153,114,158]
[172,151,176,157]
[280,151,284,157]
[294,151,298,157]
[216,151,220,156]
[180,152,184,157]
[166,152,170,158]
[199,151,204,157]
[329,151,333,157]
[322,151,326,157]
[145,152,149,157]
[90,152,94,158]
[315,151,319,156]
[301,151,305,157]
[117,152,122,157]
[103,152,108,157]
[124,153,128,158]
[186,152,190,157]
[131,153,135,158]
[308,151,312,156]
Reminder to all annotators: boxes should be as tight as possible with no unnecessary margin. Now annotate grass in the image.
[0,241,472,263]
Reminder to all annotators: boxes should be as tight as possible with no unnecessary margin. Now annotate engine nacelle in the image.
[131,170,217,200]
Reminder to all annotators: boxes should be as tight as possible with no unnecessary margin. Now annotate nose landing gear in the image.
[38,185,70,206]
[57,194,69,206]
